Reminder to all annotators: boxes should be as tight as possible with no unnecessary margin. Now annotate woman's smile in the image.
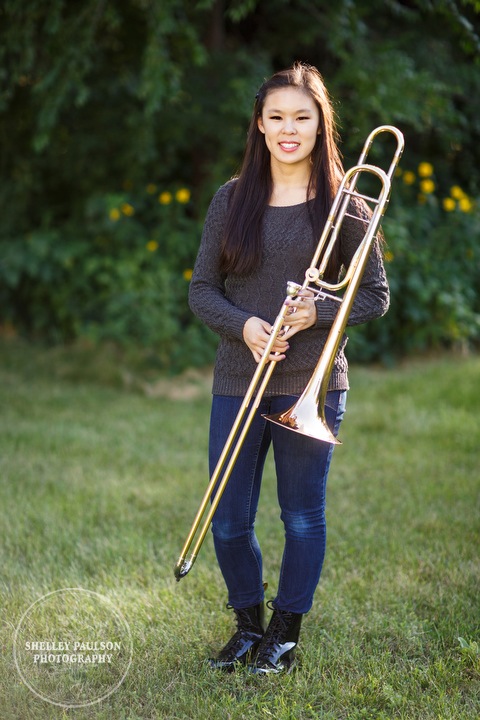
[279,141,300,152]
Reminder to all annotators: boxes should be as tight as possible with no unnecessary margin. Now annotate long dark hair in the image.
[219,62,345,279]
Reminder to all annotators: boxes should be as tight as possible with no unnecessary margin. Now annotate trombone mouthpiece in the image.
[286,281,302,298]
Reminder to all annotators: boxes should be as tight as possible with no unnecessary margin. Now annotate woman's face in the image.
[257,87,321,172]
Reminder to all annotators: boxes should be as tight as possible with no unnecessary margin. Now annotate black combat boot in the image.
[249,601,303,674]
[208,602,266,670]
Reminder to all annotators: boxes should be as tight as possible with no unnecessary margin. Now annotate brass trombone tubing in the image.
[174,124,404,581]
[264,164,392,442]
[306,124,404,293]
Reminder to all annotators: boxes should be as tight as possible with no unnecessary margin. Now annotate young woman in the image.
[188,62,390,674]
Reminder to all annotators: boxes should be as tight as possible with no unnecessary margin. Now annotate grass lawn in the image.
[0,340,479,719]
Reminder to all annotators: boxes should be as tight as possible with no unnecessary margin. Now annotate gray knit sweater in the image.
[189,180,390,397]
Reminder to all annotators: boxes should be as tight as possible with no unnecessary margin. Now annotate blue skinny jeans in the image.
[209,390,347,614]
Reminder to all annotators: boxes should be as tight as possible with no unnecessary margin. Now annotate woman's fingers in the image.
[242,290,317,363]
[243,316,289,363]
[282,290,316,338]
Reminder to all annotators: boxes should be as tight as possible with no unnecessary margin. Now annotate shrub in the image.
[348,164,480,362]
[0,183,218,372]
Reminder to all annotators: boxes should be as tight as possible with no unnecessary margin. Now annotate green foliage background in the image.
[1,0,479,370]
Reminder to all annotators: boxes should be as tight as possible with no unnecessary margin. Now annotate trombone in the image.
[174,125,405,581]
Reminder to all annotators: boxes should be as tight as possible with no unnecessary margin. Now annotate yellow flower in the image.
[183,268,193,281]
[442,197,456,212]
[146,240,159,252]
[418,162,434,177]
[420,179,435,195]
[121,203,135,216]
[459,196,474,213]
[403,171,416,185]
[146,183,157,194]
[450,185,466,200]
[109,208,121,221]
[384,251,394,263]
[159,191,173,205]
[417,194,427,205]
[176,188,191,204]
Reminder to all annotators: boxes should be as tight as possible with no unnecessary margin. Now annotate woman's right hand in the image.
[243,316,289,363]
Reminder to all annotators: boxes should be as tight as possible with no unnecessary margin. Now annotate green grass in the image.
[0,340,479,719]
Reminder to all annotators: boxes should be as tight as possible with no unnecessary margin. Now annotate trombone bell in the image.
[264,393,341,445]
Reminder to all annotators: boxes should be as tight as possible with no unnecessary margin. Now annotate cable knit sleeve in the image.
[315,198,390,328]
[189,182,252,341]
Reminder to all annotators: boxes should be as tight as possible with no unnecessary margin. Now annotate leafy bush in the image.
[348,164,480,362]
[0,185,218,372]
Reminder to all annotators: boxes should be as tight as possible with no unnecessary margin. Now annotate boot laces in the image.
[259,601,295,655]
[227,604,262,634]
